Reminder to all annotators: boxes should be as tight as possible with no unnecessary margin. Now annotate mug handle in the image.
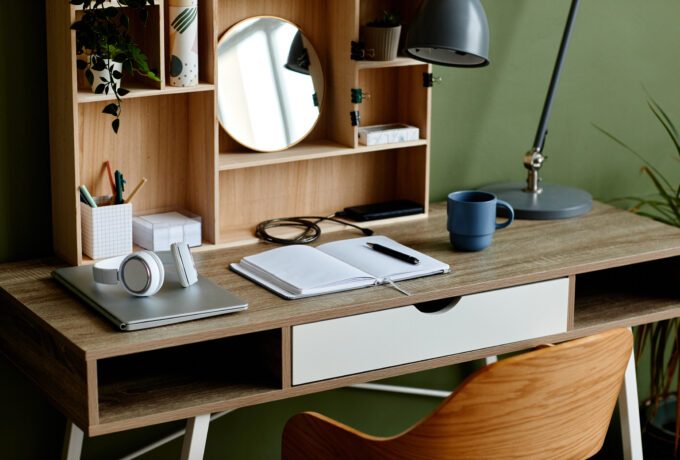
[495,200,514,230]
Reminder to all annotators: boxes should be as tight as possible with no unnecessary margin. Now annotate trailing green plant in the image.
[367,9,401,28]
[595,97,680,452]
[70,0,160,133]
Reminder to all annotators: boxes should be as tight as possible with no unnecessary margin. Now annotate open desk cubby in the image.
[46,0,433,265]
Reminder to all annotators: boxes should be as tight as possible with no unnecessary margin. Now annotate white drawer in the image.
[292,278,570,385]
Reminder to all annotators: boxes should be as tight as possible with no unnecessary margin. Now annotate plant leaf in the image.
[85,69,94,86]
[640,167,680,223]
[592,123,674,191]
[648,99,680,160]
[102,103,118,116]
[117,88,130,96]
[112,118,120,133]
[95,83,106,94]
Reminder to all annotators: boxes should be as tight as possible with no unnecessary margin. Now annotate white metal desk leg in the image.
[618,330,643,460]
[61,421,84,460]
[484,356,498,365]
[180,414,211,460]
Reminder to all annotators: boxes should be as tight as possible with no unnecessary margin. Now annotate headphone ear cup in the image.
[144,251,165,296]
[120,251,165,297]
[171,242,198,288]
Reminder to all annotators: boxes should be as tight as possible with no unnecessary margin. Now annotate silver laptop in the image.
[52,263,248,331]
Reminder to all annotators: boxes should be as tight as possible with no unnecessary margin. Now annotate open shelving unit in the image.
[46,0,433,265]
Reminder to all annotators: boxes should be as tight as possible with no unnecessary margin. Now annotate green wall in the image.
[2,0,679,458]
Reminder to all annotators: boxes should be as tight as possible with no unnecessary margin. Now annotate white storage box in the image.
[133,210,202,251]
[80,197,132,260]
[358,123,420,146]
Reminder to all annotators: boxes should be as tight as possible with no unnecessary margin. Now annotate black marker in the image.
[366,243,420,265]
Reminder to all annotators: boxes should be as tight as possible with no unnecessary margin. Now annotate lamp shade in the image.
[405,0,490,67]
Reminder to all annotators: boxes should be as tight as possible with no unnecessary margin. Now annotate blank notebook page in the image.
[240,245,373,294]
[318,235,449,281]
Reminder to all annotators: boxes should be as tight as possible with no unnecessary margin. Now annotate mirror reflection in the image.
[217,17,324,152]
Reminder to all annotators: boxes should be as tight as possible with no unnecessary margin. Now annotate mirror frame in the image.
[216,15,326,153]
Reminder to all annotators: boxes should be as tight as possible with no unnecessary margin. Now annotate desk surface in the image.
[2,201,680,435]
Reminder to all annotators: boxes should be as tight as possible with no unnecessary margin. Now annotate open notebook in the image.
[230,235,450,299]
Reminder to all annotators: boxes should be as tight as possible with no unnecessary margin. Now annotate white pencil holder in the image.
[80,196,132,260]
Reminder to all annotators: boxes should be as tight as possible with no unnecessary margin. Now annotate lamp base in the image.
[482,182,592,220]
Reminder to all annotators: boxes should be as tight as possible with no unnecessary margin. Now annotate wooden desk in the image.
[1,202,680,454]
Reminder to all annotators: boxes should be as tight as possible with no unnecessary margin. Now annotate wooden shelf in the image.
[357,57,427,70]
[215,212,428,248]
[77,82,214,103]
[219,139,428,171]
[95,329,283,431]
[573,258,680,332]
[48,0,432,265]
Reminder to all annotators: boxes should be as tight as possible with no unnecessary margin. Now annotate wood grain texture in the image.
[281,326,292,389]
[78,93,214,219]
[218,139,428,168]
[2,202,680,435]
[186,90,217,244]
[282,328,633,460]
[327,0,359,147]
[568,274,576,329]
[218,150,404,239]
[95,330,281,433]
[2,201,680,360]
[0,288,91,429]
[52,0,433,266]
[46,1,81,264]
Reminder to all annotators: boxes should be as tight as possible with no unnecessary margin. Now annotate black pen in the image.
[366,242,420,265]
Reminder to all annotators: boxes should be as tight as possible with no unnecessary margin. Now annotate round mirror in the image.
[217,17,324,152]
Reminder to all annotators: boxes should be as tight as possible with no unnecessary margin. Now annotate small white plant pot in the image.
[361,25,402,61]
[90,57,123,93]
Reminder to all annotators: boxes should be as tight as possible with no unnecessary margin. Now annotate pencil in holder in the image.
[80,196,132,260]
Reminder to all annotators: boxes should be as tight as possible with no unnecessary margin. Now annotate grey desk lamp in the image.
[406,0,592,219]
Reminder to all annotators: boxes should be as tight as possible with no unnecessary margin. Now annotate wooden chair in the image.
[282,328,633,460]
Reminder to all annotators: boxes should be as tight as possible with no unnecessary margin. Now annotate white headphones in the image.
[93,242,198,297]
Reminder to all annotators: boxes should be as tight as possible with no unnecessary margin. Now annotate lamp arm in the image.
[532,0,581,151]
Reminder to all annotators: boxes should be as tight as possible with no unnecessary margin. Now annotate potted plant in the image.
[597,97,680,456]
[361,9,402,61]
[70,0,160,133]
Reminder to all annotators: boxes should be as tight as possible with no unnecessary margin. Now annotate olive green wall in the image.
[1,0,679,458]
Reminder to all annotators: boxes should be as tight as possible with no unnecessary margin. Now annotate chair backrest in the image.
[282,328,633,460]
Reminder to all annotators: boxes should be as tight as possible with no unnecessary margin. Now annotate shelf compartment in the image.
[77,82,214,103]
[574,257,680,332]
[75,3,164,93]
[76,90,216,260]
[219,138,428,171]
[216,0,346,154]
[357,65,430,135]
[163,0,216,87]
[97,329,282,425]
[218,146,428,245]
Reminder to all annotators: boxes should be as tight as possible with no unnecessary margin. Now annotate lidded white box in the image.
[133,210,202,251]
[80,196,132,260]
[358,123,420,146]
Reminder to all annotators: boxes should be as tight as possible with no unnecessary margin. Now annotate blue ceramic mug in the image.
[447,191,514,251]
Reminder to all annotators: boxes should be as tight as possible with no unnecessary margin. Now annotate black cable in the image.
[255,215,373,245]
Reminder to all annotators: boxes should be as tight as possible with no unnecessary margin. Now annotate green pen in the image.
[79,185,97,208]
[114,170,126,205]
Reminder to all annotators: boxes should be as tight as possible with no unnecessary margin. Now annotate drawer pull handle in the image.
[414,296,461,314]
